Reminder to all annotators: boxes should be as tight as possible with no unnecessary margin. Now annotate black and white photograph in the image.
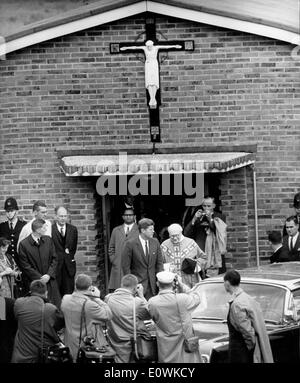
[0,0,299,372]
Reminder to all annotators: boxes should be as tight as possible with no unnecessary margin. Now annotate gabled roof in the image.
[1,0,299,57]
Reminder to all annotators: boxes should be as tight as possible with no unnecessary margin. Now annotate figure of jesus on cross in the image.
[120,40,182,109]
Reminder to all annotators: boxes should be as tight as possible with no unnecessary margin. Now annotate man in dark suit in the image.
[283,216,300,261]
[18,218,61,307]
[108,207,139,292]
[268,230,289,263]
[52,206,78,297]
[283,192,300,236]
[184,196,227,274]
[0,197,26,266]
[122,218,163,300]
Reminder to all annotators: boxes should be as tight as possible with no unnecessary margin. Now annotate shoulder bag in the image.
[76,299,115,363]
[175,295,199,353]
[132,297,158,362]
[38,302,73,363]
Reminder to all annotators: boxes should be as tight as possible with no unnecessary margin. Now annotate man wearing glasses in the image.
[184,196,227,276]
[108,207,139,292]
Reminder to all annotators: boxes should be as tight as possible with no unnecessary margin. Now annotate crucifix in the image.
[110,16,194,144]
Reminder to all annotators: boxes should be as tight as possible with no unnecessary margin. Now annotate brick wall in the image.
[1,14,300,280]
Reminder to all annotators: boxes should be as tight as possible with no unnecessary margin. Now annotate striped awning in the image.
[59,152,255,176]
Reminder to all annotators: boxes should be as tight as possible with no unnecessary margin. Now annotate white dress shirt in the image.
[57,223,66,237]
[139,235,149,257]
[289,232,299,249]
[124,223,134,235]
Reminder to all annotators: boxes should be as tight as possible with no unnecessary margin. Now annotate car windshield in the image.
[192,282,286,324]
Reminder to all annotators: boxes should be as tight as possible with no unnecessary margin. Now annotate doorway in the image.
[105,173,222,243]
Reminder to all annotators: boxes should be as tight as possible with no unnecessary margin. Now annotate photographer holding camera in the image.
[148,271,201,363]
[105,274,151,363]
[184,196,227,276]
[61,274,112,362]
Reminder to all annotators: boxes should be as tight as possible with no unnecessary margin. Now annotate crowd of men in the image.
[0,192,299,364]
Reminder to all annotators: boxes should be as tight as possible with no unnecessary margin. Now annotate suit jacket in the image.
[270,245,289,263]
[51,223,78,277]
[108,223,139,290]
[122,237,163,297]
[282,234,300,261]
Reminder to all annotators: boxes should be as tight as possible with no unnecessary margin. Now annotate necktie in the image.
[60,226,64,237]
[145,241,149,258]
[125,226,130,237]
[36,238,40,246]
[289,236,293,250]
[10,222,13,231]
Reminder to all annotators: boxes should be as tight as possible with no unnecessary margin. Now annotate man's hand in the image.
[88,285,101,297]
[136,283,144,298]
[192,209,203,224]
[40,274,50,283]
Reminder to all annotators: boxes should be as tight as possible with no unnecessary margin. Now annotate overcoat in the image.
[228,288,273,363]
[148,289,202,363]
[108,223,139,290]
[18,235,61,307]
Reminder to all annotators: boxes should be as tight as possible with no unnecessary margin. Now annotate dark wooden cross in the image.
[110,15,194,144]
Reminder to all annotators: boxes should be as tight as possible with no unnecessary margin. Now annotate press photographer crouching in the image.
[148,271,202,363]
[61,274,112,362]
[11,280,64,363]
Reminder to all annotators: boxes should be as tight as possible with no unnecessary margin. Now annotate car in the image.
[191,262,300,363]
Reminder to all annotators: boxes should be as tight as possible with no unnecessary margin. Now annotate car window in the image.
[192,282,285,324]
[292,289,300,318]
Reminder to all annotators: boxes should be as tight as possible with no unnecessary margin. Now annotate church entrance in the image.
[104,173,222,243]
[95,171,224,293]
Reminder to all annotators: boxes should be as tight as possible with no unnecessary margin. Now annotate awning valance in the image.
[60,152,255,176]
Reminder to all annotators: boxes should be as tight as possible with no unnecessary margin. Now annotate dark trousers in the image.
[57,263,75,297]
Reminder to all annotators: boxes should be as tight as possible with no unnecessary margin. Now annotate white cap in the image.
[156,271,175,284]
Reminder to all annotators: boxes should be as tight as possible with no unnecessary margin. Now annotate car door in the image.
[268,289,300,363]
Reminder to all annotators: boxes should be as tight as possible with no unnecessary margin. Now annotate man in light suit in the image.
[52,206,78,296]
[105,274,150,363]
[122,218,163,300]
[108,207,139,292]
[61,274,112,362]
